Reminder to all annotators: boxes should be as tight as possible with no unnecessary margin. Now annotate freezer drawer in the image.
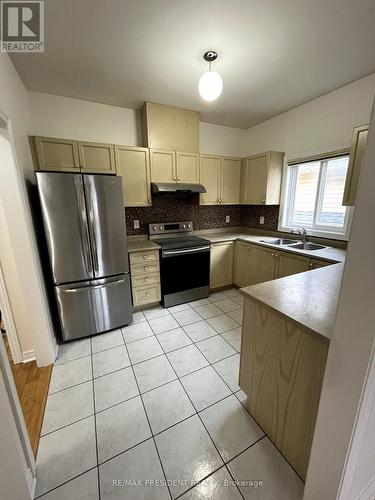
[56,274,133,341]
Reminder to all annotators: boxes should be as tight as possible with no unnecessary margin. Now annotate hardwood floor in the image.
[3,333,52,457]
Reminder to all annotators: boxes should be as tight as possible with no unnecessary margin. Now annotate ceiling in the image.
[11,0,375,128]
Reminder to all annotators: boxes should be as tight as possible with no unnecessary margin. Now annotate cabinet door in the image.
[309,258,331,270]
[275,252,310,279]
[34,136,80,172]
[78,142,116,174]
[115,146,151,207]
[248,245,275,285]
[234,241,251,287]
[242,154,268,204]
[142,102,198,152]
[342,125,368,206]
[150,149,176,182]
[176,152,199,183]
[221,157,241,204]
[199,155,222,205]
[210,242,234,289]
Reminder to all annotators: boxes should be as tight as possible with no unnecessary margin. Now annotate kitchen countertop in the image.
[240,263,344,339]
[197,231,346,263]
[127,238,160,253]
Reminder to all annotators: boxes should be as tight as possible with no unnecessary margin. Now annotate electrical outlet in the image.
[134,220,140,229]
[259,216,265,225]
[225,215,230,223]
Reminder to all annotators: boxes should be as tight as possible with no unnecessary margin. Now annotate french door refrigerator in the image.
[36,172,133,341]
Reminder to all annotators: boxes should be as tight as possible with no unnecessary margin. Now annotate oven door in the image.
[160,245,211,306]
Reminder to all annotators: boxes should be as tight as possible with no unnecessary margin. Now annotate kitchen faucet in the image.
[292,228,308,243]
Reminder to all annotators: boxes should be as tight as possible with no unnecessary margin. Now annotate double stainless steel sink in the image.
[260,238,326,251]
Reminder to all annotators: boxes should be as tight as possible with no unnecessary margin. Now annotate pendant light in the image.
[199,51,223,102]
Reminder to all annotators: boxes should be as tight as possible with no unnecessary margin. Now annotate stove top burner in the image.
[156,236,210,250]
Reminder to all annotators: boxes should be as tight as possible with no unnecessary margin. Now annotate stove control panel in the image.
[149,221,193,235]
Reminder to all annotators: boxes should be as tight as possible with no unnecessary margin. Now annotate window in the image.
[280,154,352,239]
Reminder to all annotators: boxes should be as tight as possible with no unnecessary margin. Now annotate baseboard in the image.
[22,349,36,363]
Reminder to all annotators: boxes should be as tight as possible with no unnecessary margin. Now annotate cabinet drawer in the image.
[132,283,161,307]
[129,250,159,265]
[132,273,160,288]
[131,261,160,276]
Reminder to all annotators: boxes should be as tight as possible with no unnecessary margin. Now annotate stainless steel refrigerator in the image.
[36,172,133,341]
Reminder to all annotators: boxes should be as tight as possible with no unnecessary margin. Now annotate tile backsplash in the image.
[125,194,280,235]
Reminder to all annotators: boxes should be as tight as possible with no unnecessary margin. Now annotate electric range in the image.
[149,222,211,307]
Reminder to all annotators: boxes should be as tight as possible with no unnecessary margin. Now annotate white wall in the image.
[29,91,141,146]
[28,91,245,157]
[242,73,375,160]
[199,121,245,157]
[0,53,55,365]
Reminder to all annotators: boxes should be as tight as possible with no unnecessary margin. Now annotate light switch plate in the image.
[134,220,140,229]
[259,216,265,225]
[225,215,230,223]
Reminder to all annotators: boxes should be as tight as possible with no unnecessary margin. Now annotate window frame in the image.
[278,151,353,241]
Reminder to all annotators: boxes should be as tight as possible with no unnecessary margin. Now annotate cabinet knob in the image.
[144,266,148,270]
[146,292,150,296]
[145,278,149,281]
[177,177,181,181]
[143,255,147,260]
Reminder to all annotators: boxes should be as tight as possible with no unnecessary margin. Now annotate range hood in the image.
[151,182,206,194]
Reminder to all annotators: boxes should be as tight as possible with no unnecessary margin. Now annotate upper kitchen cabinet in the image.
[31,136,80,172]
[115,145,151,207]
[141,102,199,153]
[78,141,116,174]
[31,136,116,174]
[241,151,285,205]
[342,124,368,206]
[200,155,241,205]
[150,149,176,182]
[176,152,199,183]
[221,157,241,204]
[199,155,221,204]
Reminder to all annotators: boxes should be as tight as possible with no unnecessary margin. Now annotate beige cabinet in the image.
[241,151,284,204]
[309,258,331,270]
[199,155,222,205]
[115,146,151,207]
[129,250,161,307]
[342,124,368,206]
[78,141,116,174]
[210,242,234,289]
[150,149,176,182]
[176,152,199,182]
[221,157,241,204]
[32,136,80,172]
[248,245,276,285]
[275,252,310,279]
[141,102,199,153]
[200,155,241,205]
[234,241,252,287]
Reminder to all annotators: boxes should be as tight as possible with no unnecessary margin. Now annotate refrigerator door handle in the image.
[74,177,93,275]
[84,180,99,273]
[62,277,126,293]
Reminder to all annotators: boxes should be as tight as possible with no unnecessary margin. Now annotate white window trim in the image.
[278,154,354,241]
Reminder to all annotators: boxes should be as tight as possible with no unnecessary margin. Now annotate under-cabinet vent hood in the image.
[151,182,206,194]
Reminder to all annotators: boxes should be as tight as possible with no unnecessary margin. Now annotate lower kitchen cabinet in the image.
[115,146,151,206]
[129,250,161,307]
[309,258,331,270]
[274,252,310,279]
[234,241,252,287]
[248,244,276,285]
[210,242,234,289]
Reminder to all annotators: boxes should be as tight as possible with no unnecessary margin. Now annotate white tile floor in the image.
[36,288,304,500]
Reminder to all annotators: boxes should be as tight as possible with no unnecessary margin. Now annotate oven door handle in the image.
[162,245,211,257]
